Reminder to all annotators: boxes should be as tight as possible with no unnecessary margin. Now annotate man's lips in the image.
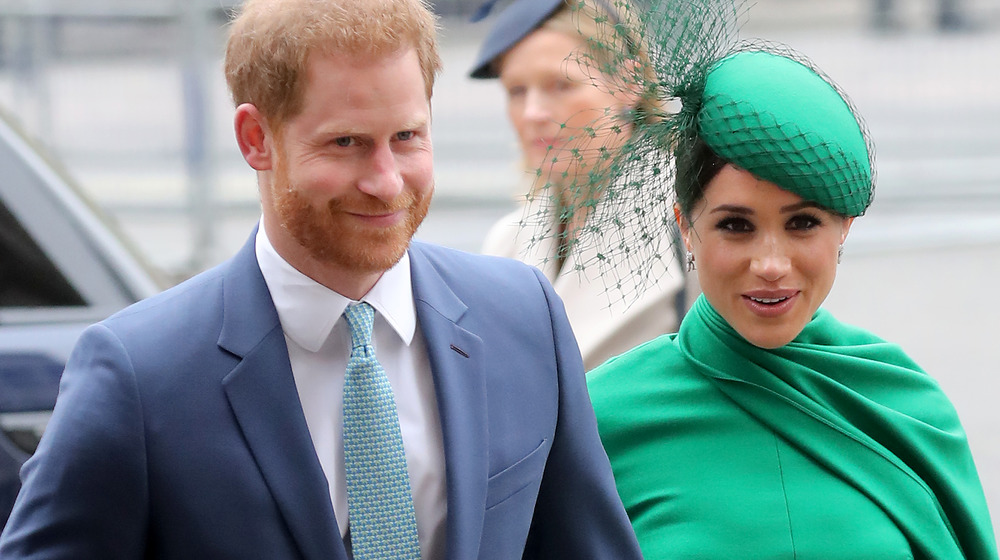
[347,210,404,227]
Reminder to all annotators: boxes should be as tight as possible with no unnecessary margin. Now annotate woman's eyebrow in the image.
[780,200,823,213]
[709,204,752,215]
[708,201,824,215]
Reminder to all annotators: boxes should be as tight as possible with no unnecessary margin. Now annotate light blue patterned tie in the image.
[342,302,421,560]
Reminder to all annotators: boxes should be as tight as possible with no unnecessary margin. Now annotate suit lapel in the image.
[217,234,346,560]
[409,245,489,560]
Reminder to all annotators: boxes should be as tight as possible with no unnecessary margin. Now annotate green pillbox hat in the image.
[698,51,874,216]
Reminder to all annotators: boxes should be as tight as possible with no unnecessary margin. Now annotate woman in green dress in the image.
[567,3,997,558]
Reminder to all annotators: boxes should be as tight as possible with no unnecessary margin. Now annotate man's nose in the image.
[357,143,404,201]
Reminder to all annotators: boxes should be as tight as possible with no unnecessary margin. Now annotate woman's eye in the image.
[715,217,754,233]
[505,85,525,99]
[552,80,575,93]
[787,214,822,231]
[396,131,415,141]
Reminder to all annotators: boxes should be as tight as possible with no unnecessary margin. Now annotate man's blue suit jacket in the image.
[0,233,641,559]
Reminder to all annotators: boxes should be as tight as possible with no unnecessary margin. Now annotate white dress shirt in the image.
[255,222,446,560]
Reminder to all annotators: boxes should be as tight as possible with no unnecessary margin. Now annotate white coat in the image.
[481,197,690,370]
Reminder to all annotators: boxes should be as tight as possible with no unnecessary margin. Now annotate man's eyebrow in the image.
[317,117,430,137]
[399,115,430,130]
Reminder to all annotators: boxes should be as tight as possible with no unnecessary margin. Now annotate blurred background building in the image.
[0,0,996,275]
[0,0,998,534]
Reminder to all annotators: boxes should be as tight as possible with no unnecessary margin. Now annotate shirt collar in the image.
[255,220,417,352]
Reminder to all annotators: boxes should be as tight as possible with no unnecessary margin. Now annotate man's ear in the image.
[234,103,274,171]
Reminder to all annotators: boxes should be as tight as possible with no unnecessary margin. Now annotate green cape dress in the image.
[588,295,996,559]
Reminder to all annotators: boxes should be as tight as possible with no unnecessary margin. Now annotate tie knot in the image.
[343,302,375,350]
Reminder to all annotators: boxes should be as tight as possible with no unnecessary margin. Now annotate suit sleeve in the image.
[0,323,148,559]
[522,268,643,559]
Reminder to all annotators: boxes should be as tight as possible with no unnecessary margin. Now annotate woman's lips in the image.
[742,290,800,318]
[531,136,560,150]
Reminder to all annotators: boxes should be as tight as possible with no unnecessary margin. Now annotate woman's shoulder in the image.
[591,331,681,366]
[805,308,888,343]
[800,308,925,371]
[479,207,523,258]
[586,333,690,399]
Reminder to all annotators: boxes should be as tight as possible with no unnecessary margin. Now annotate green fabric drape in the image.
[678,295,996,559]
[589,294,996,559]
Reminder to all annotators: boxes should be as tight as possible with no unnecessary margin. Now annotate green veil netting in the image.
[517,0,876,304]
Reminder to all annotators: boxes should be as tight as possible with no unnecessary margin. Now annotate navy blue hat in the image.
[468,0,566,79]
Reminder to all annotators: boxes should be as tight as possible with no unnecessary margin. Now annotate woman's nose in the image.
[749,241,791,282]
[522,89,551,121]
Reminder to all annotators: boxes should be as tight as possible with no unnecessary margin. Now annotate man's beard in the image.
[271,170,431,275]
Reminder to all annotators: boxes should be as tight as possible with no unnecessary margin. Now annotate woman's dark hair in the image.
[675,135,727,218]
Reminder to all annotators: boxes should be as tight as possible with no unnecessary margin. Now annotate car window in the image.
[0,116,160,322]
[0,199,86,308]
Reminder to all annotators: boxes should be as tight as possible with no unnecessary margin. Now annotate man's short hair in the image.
[225,0,442,125]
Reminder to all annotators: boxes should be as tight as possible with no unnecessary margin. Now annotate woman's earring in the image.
[686,251,696,272]
[837,244,844,264]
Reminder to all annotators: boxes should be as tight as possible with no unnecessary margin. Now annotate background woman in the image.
[469,0,690,370]
[581,6,997,555]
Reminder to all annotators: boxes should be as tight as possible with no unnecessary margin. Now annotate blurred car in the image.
[0,111,162,528]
